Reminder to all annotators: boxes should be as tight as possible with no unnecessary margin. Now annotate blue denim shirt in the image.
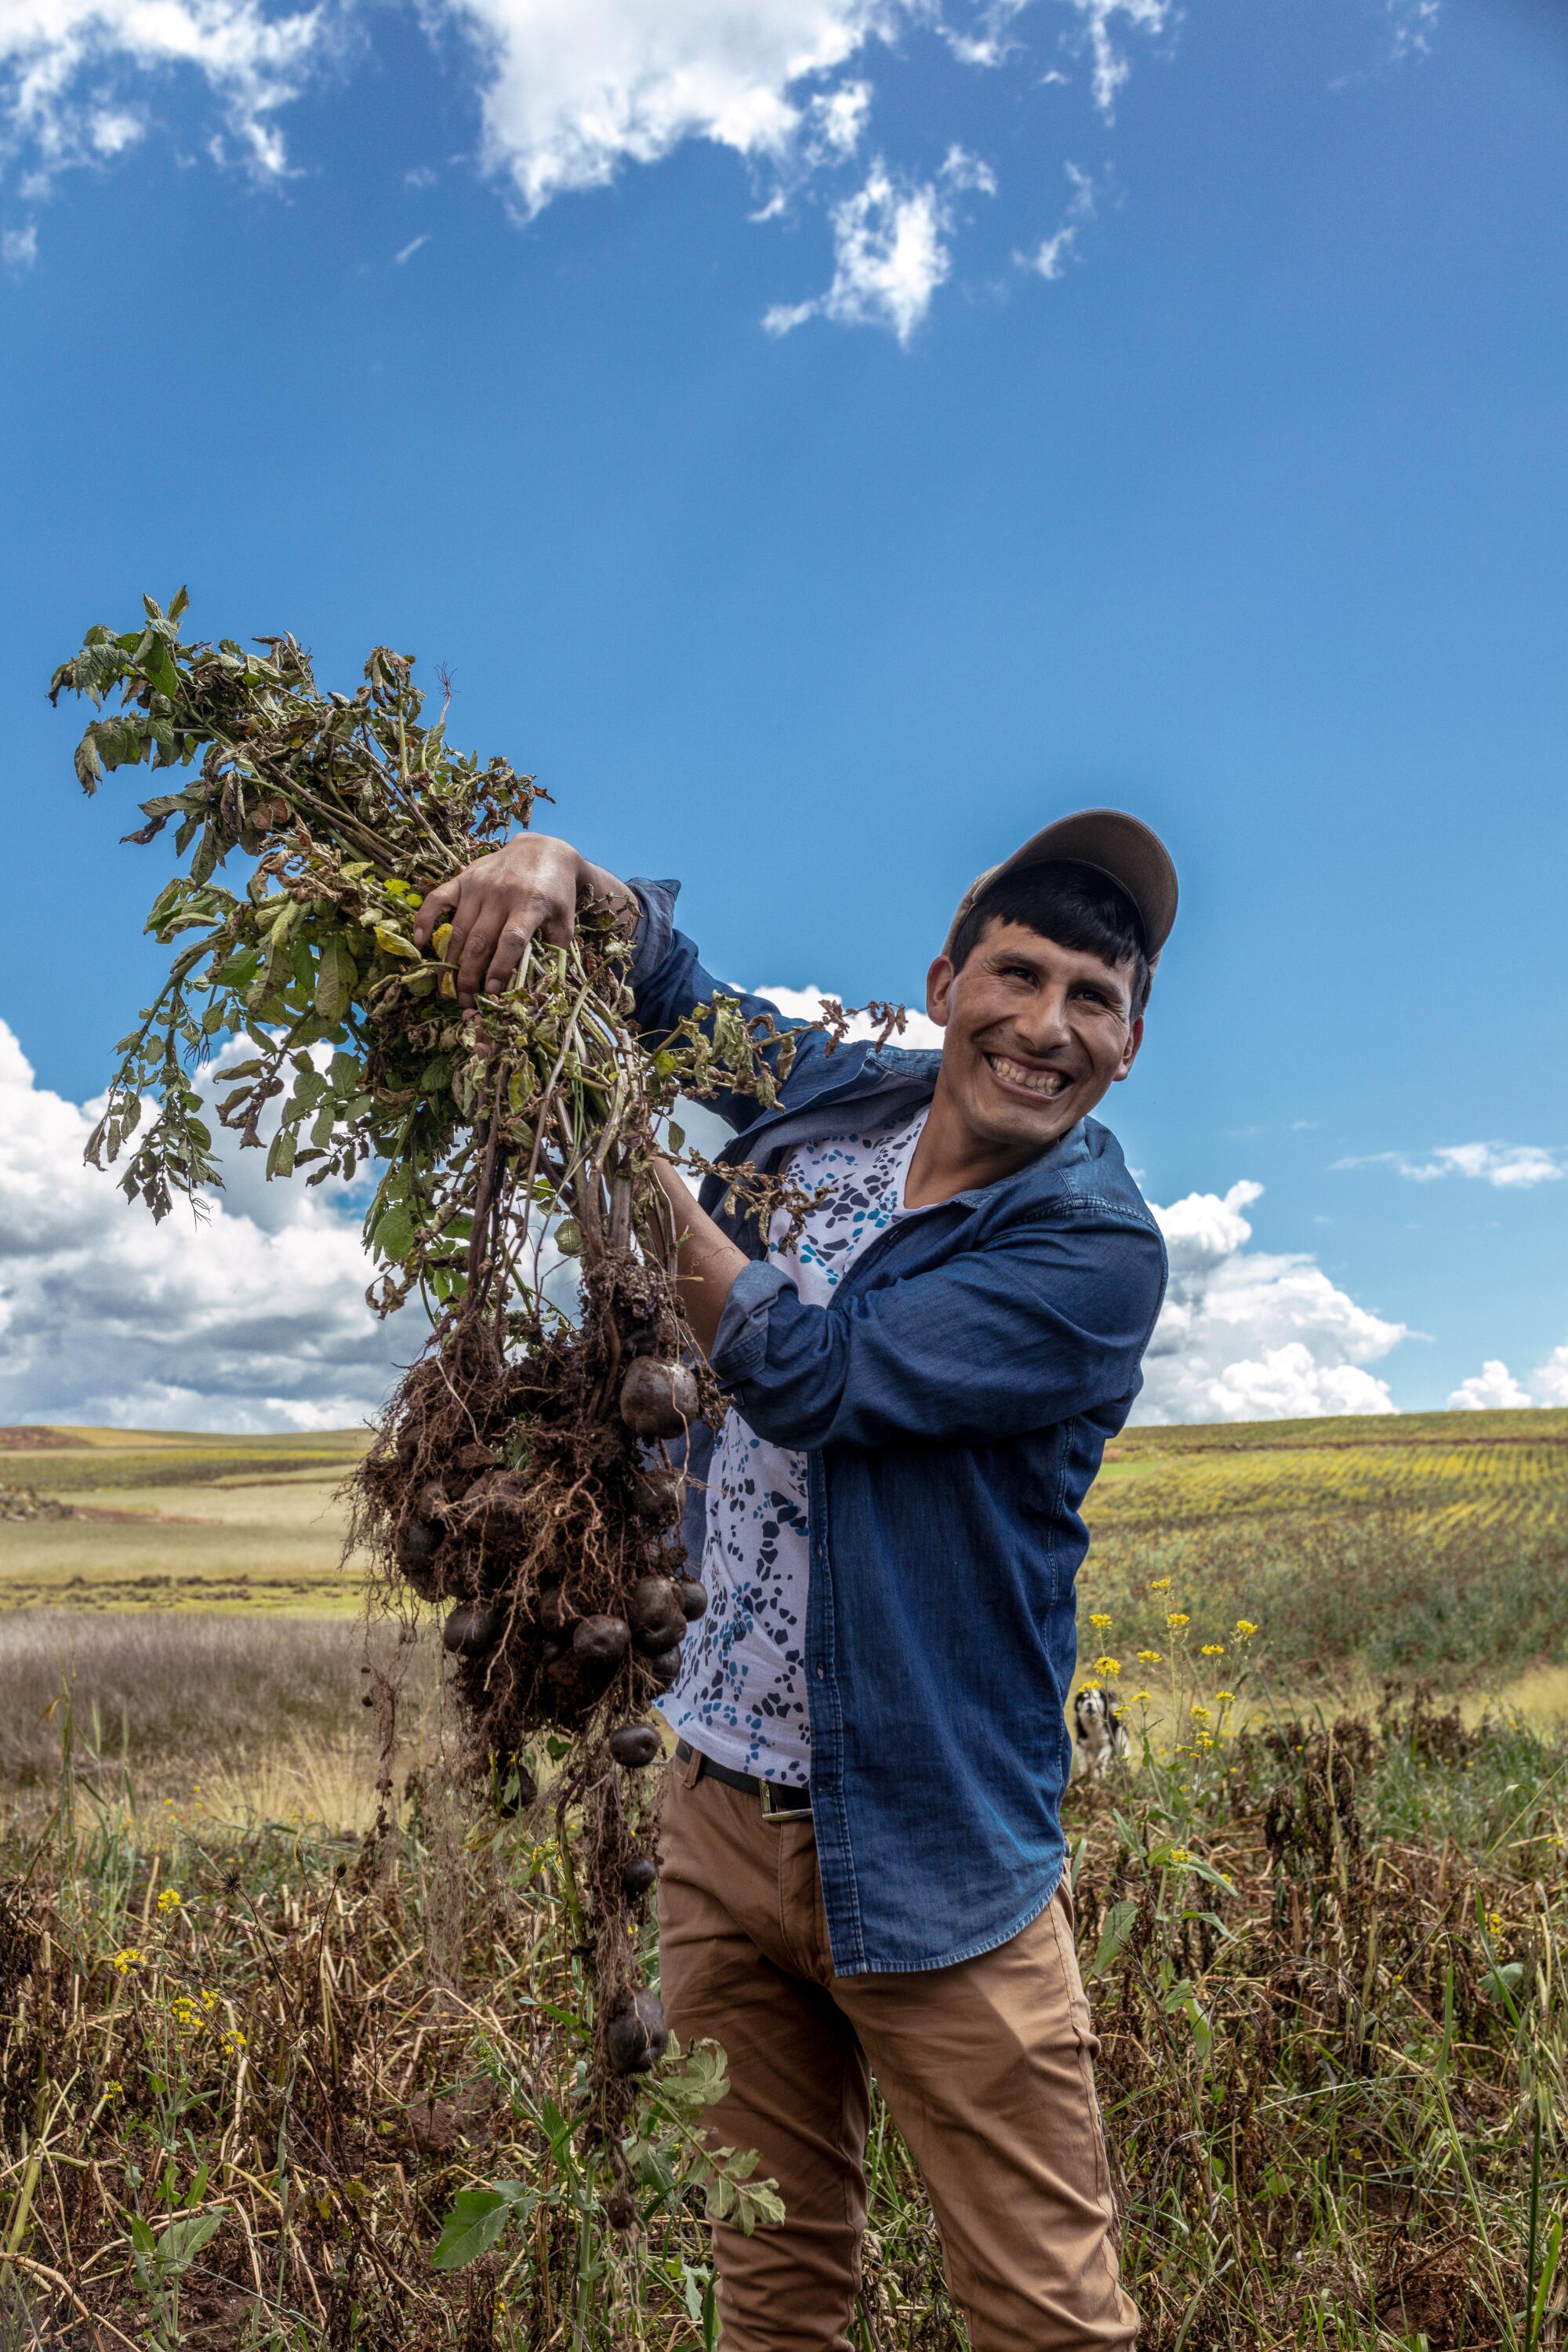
[629,880,1168,1976]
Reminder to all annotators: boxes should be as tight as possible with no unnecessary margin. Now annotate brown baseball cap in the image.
[943,808,1179,964]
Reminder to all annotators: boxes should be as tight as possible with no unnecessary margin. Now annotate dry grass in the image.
[0,1610,437,1789]
[0,1693,1563,2350]
[2,1415,1566,2345]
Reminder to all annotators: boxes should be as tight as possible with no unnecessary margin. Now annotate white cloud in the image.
[1338,1141,1565,1189]
[1448,1359,1531,1411]
[1068,0,1170,120]
[1138,1178,1407,1422]
[1530,1345,1568,1408]
[394,231,430,263]
[1388,0,1439,61]
[0,0,325,186]
[1022,155,1092,279]
[1,0,1181,336]
[6,1003,1432,1438]
[2,219,37,266]
[763,144,993,343]
[754,982,944,1050]
[445,0,896,219]
[0,1020,411,1432]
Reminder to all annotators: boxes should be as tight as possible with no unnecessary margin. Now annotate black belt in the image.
[676,1739,812,1820]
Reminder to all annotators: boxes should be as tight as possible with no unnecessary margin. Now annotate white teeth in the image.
[988,1054,1067,1098]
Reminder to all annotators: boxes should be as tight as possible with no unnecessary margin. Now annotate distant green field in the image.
[0,1425,367,1611]
[1085,1406,1568,1692]
[3,1410,1567,1691]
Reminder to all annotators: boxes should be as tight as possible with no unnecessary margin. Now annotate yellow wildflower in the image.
[1167,1612,1191,1629]
[1190,1703,1213,1721]
[1088,1613,1113,1632]
[157,1888,182,1914]
[1130,1690,1152,1704]
[1167,1847,1192,1867]
[1485,1910,1504,1939]
[1215,1689,1236,1704]
[110,1947,143,1975]
[1234,1619,1259,1639]
[1093,1655,1122,1677]
[1079,1678,1102,1693]
[1136,1649,1162,1664]
[1200,1644,1225,1658]
[1151,1577,1174,1592]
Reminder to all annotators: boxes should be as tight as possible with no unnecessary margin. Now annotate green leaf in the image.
[143,637,181,702]
[267,1127,297,1179]
[1084,1898,1137,1984]
[430,2184,533,2272]
[374,1203,414,1261]
[155,2209,225,2275]
[314,931,358,1023]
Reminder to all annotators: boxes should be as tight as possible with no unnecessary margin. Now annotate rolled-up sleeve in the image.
[709,1211,1167,1450]
[626,877,684,1001]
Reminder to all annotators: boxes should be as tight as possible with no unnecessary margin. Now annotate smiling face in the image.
[924,916,1144,1164]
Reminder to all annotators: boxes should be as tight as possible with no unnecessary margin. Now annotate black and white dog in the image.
[1072,1687,1129,1781]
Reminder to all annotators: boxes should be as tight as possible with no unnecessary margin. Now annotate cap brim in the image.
[944,808,1178,964]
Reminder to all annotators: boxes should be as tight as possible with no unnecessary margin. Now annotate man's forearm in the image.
[650,1158,748,1358]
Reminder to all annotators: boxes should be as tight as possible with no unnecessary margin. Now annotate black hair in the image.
[949,858,1152,1014]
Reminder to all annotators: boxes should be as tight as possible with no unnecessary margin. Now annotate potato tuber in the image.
[619,1359,699,1439]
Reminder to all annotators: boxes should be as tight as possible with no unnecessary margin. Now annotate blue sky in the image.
[2,0,1565,1428]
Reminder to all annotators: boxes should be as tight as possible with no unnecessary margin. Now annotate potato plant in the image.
[51,592,800,2182]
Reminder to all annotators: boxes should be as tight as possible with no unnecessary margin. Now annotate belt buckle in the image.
[759,1780,809,1824]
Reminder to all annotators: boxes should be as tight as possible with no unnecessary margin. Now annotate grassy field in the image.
[1,1410,1566,2348]
[0,1425,365,1614]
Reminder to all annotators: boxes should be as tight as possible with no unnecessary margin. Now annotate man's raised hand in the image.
[412,833,634,1011]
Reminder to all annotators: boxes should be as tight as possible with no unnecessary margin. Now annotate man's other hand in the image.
[412,833,634,1010]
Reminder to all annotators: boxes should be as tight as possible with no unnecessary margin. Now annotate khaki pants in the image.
[655,1747,1138,2352]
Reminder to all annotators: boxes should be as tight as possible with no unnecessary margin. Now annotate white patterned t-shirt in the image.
[658,1108,929,1787]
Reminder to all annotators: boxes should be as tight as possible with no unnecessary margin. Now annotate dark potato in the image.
[619,1359,699,1439]
[622,1855,658,1900]
[443,1600,504,1658]
[495,1758,539,1813]
[675,1578,709,1622]
[630,1581,681,1637]
[572,1614,631,1668]
[630,1465,684,1523]
[396,1515,441,1573]
[641,1642,683,1691]
[633,1610,687,1656]
[608,1725,661,1768]
[606,1988,670,2075]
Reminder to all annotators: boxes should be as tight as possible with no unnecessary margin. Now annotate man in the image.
[414,808,1176,2350]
